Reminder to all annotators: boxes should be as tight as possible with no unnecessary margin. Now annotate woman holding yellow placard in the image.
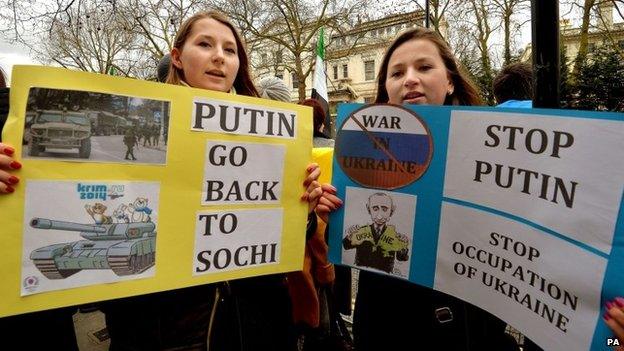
[0,11,322,350]
[100,11,323,351]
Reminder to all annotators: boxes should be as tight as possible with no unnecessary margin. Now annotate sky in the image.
[0,40,37,85]
[0,2,618,86]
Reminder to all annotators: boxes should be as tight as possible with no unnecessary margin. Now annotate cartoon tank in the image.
[29,217,156,279]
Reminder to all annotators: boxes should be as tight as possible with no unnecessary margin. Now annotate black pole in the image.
[531,0,560,108]
[425,0,430,28]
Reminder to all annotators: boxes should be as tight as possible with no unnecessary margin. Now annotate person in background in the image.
[315,27,519,351]
[492,62,533,108]
[102,11,322,351]
[156,54,171,83]
[301,98,334,148]
[256,76,292,102]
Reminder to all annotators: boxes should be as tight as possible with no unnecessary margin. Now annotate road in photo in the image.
[28,135,167,164]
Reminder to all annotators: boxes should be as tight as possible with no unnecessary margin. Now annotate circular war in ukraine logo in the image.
[335,104,433,190]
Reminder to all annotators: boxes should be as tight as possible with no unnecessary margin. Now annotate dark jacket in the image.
[353,271,518,351]
[0,88,8,142]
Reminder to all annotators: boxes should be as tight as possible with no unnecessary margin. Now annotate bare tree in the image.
[219,0,368,101]
[403,0,456,37]
[119,0,211,59]
[492,0,530,65]
[464,0,498,103]
[571,0,597,76]
[38,2,141,76]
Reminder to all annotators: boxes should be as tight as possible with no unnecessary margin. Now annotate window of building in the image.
[364,97,374,103]
[333,65,338,80]
[342,64,348,78]
[292,73,299,89]
[364,60,375,81]
[275,50,283,64]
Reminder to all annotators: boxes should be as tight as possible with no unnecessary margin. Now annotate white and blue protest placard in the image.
[328,103,624,351]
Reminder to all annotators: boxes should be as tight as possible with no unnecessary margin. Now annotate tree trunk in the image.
[573,0,596,77]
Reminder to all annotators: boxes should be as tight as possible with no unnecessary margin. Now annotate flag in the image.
[311,27,330,135]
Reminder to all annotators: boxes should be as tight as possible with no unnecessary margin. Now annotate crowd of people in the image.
[0,9,623,351]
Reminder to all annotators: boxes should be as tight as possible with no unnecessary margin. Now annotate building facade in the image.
[250,11,434,133]
[521,3,624,67]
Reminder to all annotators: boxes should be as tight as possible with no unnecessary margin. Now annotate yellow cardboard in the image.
[0,66,313,317]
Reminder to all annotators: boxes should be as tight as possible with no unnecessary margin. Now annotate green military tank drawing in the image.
[29,217,156,279]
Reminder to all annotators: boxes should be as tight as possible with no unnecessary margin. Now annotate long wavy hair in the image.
[166,11,259,97]
[375,28,482,106]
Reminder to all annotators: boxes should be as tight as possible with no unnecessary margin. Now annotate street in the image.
[24,135,167,164]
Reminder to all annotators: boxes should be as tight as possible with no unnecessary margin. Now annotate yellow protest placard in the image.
[0,66,312,317]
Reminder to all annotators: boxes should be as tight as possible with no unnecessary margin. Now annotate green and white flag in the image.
[311,27,329,128]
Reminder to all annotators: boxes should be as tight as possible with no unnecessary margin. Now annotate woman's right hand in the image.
[605,297,624,350]
[315,183,343,223]
[0,143,21,194]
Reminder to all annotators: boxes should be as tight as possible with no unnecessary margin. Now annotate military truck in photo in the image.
[28,110,92,158]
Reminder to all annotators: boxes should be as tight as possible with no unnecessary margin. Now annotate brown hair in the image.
[493,62,533,104]
[166,11,258,97]
[301,98,326,132]
[375,28,482,106]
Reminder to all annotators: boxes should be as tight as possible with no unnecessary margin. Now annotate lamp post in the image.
[531,0,560,108]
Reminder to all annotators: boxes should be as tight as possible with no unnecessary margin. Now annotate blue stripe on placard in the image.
[592,190,624,351]
[336,130,431,163]
[442,197,610,259]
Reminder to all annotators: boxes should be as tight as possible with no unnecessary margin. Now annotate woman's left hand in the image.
[301,163,322,214]
[605,297,624,350]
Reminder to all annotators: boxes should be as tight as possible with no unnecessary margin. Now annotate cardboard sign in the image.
[329,103,624,351]
[0,65,312,317]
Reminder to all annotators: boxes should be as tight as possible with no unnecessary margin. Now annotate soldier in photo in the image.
[123,127,138,161]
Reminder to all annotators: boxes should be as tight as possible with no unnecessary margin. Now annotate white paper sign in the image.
[193,208,283,275]
[21,180,160,296]
[444,110,624,254]
[192,98,297,139]
[435,202,606,351]
[202,140,285,205]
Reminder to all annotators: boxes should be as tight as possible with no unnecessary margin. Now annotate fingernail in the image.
[615,297,624,307]
[5,186,14,193]
[3,147,14,156]
[8,176,19,185]
[9,161,22,170]
[604,312,612,321]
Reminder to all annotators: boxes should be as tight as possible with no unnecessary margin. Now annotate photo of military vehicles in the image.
[22,87,170,164]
